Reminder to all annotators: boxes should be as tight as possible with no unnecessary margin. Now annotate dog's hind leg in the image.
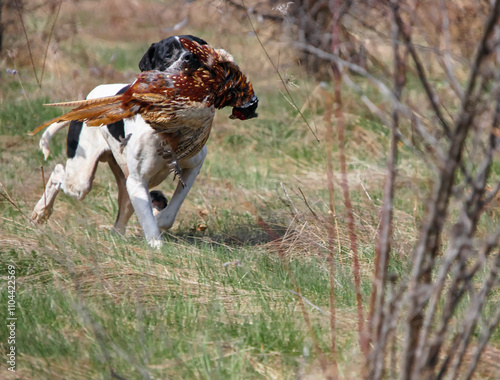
[32,121,70,223]
[31,164,65,223]
[33,126,109,223]
[106,154,134,235]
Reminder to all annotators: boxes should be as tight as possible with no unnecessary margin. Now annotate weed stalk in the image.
[331,0,367,359]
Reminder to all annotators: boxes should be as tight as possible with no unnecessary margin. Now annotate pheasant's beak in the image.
[230,95,258,120]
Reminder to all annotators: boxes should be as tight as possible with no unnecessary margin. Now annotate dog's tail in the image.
[39,120,70,160]
[29,95,136,136]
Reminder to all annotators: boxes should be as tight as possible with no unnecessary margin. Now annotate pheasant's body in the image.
[123,69,217,161]
[32,38,258,163]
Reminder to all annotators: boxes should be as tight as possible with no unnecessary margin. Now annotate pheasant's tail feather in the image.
[84,109,137,126]
[29,95,128,135]
[44,95,123,109]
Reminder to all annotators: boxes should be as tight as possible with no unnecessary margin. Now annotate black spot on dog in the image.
[67,121,83,158]
[106,85,130,142]
[107,120,125,142]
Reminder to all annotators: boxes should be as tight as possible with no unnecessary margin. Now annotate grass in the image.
[0,81,404,379]
[0,89,381,378]
[0,205,371,378]
[0,97,62,136]
[0,82,404,378]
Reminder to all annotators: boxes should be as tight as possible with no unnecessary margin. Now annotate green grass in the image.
[0,207,371,378]
[0,97,381,376]
[0,97,62,136]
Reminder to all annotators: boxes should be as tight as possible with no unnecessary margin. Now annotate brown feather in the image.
[44,95,122,109]
[30,96,125,135]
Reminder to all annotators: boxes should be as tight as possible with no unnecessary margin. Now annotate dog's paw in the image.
[30,210,48,224]
[148,236,164,249]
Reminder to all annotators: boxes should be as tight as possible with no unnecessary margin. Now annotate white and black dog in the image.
[32,35,252,248]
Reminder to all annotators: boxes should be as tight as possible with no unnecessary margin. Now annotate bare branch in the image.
[402,1,500,378]
[438,0,465,99]
[368,2,404,378]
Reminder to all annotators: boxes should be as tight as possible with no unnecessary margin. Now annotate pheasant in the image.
[31,37,258,171]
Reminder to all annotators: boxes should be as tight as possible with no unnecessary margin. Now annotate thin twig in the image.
[0,181,31,221]
[464,304,500,380]
[402,1,500,378]
[240,0,320,143]
[289,289,328,315]
[14,0,40,86]
[331,0,367,359]
[225,0,284,22]
[281,182,302,220]
[292,40,447,165]
[368,2,404,377]
[449,248,500,378]
[297,187,318,220]
[324,87,340,378]
[393,9,451,138]
[40,0,63,86]
[438,0,464,99]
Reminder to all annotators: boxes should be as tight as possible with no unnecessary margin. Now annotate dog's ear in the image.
[139,43,158,71]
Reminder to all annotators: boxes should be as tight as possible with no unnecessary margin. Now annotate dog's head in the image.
[139,35,208,72]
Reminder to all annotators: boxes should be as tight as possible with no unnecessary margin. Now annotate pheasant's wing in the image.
[31,66,212,136]
[29,95,133,135]
[125,71,212,132]
[130,92,175,103]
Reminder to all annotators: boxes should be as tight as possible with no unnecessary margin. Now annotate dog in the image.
[32,35,212,247]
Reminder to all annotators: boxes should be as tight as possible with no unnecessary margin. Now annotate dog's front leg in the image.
[124,126,167,248]
[126,175,163,247]
[156,146,207,230]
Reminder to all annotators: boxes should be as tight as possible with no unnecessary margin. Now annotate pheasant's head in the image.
[212,62,259,119]
[230,94,258,120]
[179,37,259,120]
